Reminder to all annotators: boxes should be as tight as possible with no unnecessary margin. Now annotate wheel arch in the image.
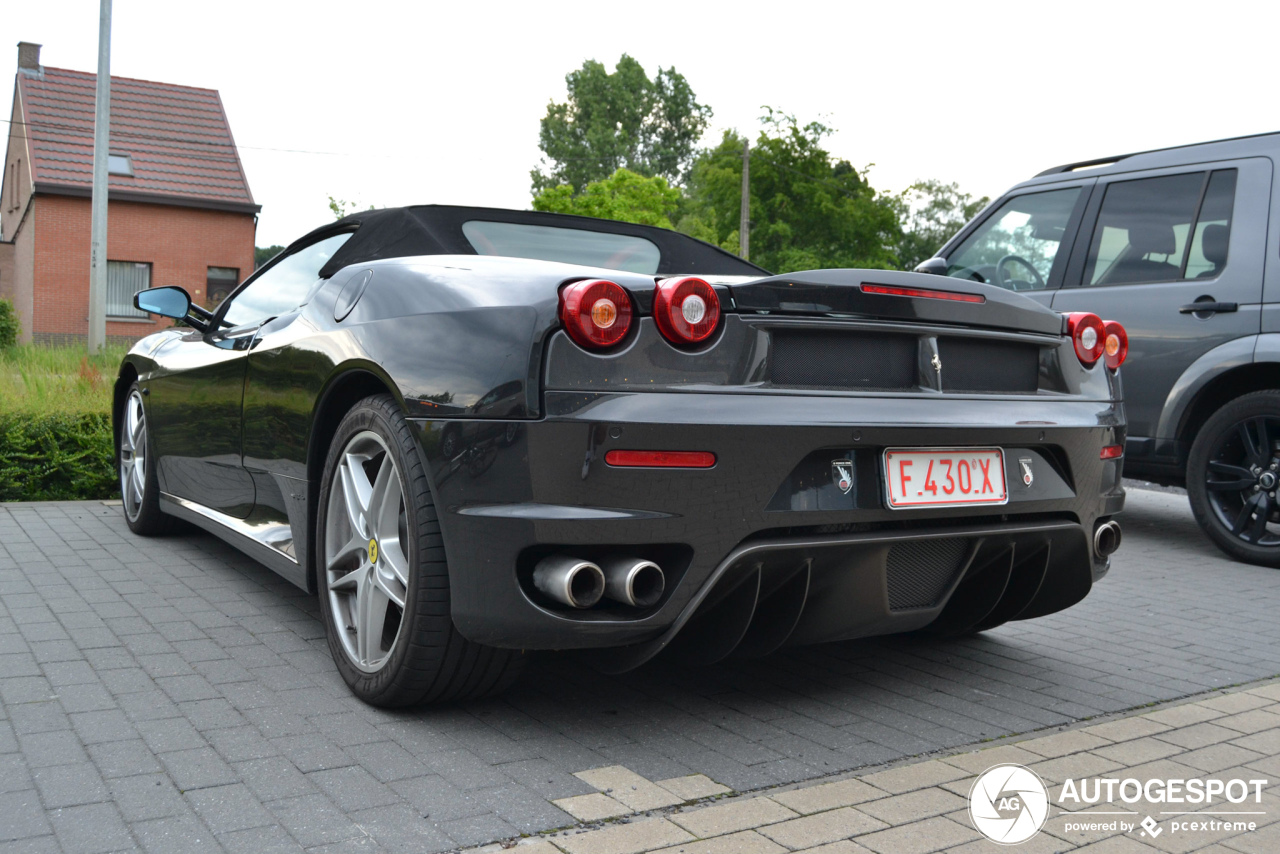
[112,360,141,452]
[304,363,415,594]
[1154,336,1263,453]
[1173,360,1280,454]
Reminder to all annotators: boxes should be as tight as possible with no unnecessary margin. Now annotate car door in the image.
[938,180,1094,310]
[146,316,262,518]
[1052,159,1271,451]
[231,232,354,547]
[148,231,354,519]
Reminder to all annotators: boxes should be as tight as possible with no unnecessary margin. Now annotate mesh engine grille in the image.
[771,329,916,390]
[886,538,969,611]
[938,337,1040,393]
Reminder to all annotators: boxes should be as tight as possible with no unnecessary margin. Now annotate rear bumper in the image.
[585,519,1092,672]
[412,390,1124,664]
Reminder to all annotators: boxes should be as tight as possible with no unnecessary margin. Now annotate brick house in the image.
[0,42,260,344]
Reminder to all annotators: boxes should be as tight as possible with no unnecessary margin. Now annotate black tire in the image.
[1188,390,1280,567]
[118,382,173,536]
[316,394,525,706]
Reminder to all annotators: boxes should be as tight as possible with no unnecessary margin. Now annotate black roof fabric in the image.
[291,205,770,279]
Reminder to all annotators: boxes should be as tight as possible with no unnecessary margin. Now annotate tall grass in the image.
[0,344,128,415]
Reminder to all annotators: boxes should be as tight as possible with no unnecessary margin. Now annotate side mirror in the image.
[134,286,192,319]
[914,257,948,276]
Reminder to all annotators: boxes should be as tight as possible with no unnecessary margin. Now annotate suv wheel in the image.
[316,394,525,706]
[1188,390,1280,567]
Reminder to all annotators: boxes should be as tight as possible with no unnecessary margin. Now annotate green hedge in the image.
[0,412,118,502]
[0,299,18,349]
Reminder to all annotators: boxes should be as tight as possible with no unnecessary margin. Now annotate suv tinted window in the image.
[222,232,353,327]
[1084,170,1237,286]
[1185,170,1237,279]
[945,188,1081,291]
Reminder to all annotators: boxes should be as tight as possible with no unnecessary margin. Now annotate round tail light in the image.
[654,277,721,345]
[1066,312,1105,366]
[560,279,633,350]
[1102,320,1128,371]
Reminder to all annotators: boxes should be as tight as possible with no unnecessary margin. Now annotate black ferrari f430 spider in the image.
[114,205,1127,706]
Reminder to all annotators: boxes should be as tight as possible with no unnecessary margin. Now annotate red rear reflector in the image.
[604,450,716,468]
[860,284,985,304]
[1100,445,1123,460]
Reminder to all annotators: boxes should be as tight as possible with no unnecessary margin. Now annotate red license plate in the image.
[883,448,1008,509]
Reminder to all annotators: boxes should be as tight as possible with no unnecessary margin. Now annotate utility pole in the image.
[739,139,750,261]
[87,0,112,354]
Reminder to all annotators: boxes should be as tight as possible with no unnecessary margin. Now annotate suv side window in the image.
[1084,170,1237,286]
[1185,170,1236,279]
[945,187,1082,291]
[220,232,353,327]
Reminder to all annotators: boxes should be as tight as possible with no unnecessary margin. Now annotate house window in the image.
[107,261,151,318]
[108,154,134,176]
[207,266,239,307]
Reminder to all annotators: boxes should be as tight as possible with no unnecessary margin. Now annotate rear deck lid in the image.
[729,269,1063,336]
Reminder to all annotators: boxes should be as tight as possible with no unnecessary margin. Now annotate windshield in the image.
[946,187,1081,291]
[462,220,662,274]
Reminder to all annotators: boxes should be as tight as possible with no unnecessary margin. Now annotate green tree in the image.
[254,245,284,269]
[328,196,375,220]
[532,168,682,228]
[679,111,902,273]
[892,179,990,271]
[532,55,712,196]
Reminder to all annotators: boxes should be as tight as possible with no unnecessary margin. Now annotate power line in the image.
[10,113,878,204]
[0,117,348,157]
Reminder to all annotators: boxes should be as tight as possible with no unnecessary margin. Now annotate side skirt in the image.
[160,493,309,591]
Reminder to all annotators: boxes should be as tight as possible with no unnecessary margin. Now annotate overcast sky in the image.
[5,0,1277,248]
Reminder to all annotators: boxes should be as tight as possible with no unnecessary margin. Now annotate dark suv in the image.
[919,132,1280,566]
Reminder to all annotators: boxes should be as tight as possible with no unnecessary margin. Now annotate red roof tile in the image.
[19,66,258,212]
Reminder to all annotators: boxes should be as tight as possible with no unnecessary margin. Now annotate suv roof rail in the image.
[1034,129,1280,178]
[1035,155,1131,177]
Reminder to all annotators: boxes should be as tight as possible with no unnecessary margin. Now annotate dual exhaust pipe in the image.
[1094,519,1122,558]
[538,521,1122,609]
[533,555,665,609]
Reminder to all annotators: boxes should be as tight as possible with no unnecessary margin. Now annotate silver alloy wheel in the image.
[324,430,410,673]
[119,390,147,522]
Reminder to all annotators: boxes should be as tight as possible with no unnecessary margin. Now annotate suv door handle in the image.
[1179,301,1238,314]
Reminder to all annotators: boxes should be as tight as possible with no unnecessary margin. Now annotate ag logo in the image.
[969,764,1049,845]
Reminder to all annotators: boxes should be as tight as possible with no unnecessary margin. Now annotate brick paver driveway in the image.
[2,486,1279,853]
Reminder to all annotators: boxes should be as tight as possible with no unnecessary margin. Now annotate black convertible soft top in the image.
[291,205,770,279]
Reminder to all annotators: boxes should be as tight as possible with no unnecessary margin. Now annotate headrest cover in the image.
[1127,222,1177,257]
[1200,224,1229,266]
